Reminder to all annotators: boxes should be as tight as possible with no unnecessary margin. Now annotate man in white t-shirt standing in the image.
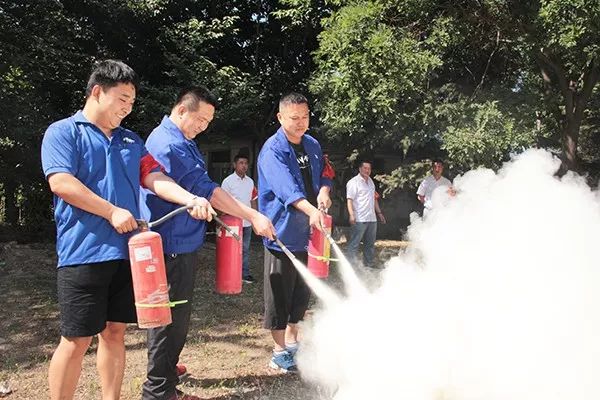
[416,159,453,213]
[222,154,258,283]
[346,160,386,268]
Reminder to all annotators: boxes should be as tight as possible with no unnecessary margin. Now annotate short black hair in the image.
[86,59,138,97]
[233,154,249,163]
[358,160,372,168]
[432,158,444,165]
[174,86,218,111]
[279,92,309,109]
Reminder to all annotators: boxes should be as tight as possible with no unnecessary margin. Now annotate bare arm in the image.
[143,171,214,221]
[292,198,326,230]
[209,188,274,239]
[346,198,356,225]
[316,185,332,210]
[417,194,425,204]
[48,172,138,233]
[375,199,386,224]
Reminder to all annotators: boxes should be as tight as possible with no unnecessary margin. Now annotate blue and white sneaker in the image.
[285,342,299,358]
[269,350,297,373]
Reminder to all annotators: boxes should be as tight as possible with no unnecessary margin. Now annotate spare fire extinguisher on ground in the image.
[307,213,333,278]
[215,214,243,294]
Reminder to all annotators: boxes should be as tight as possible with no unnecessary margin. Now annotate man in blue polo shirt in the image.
[257,92,333,373]
[141,86,275,400]
[41,60,213,400]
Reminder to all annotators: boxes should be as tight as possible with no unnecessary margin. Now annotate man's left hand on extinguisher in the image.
[249,211,275,240]
[186,196,214,222]
[317,186,331,210]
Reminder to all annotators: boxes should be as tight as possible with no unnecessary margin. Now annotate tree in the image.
[0,0,327,231]
[302,0,600,181]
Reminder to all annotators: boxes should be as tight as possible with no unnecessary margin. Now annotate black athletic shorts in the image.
[56,259,137,337]
[263,248,311,330]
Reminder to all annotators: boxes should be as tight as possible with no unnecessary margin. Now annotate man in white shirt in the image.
[221,154,258,283]
[416,159,453,212]
[346,160,386,268]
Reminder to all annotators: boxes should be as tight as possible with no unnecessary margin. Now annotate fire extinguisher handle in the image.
[146,205,191,229]
[212,214,241,241]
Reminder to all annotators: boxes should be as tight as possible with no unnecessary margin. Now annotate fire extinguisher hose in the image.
[273,235,297,261]
[137,205,241,241]
[212,214,241,241]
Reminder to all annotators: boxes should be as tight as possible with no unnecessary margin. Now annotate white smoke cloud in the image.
[298,149,600,400]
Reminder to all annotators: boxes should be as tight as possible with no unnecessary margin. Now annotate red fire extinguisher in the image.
[215,214,243,294]
[307,213,333,278]
[128,206,195,329]
[129,206,242,328]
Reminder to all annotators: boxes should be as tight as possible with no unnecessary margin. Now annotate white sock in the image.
[285,342,299,350]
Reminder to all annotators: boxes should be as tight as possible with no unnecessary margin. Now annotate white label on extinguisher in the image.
[133,246,152,262]
[224,226,240,238]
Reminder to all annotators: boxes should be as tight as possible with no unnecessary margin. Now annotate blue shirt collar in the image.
[73,110,91,124]
[159,115,189,141]
[275,126,308,152]
[72,110,126,137]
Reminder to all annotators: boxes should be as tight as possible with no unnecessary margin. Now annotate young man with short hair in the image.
[221,153,258,283]
[41,60,212,400]
[416,159,453,213]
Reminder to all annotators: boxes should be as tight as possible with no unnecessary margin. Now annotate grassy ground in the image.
[0,239,406,399]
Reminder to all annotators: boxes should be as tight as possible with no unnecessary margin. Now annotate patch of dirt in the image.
[0,239,404,399]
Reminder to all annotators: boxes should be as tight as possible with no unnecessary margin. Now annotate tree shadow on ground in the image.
[180,373,329,400]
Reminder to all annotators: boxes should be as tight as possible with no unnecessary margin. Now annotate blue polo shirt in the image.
[141,116,219,254]
[41,111,156,267]
[257,127,332,252]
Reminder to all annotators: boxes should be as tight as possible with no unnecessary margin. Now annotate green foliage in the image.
[310,1,446,149]
[308,0,600,190]
[375,160,431,196]
[0,0,324,229]
[441,100,538,171]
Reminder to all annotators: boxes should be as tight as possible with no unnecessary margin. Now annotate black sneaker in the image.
[242,275,256,283]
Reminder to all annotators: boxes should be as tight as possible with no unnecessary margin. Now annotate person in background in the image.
[416,159,453,213]
[221,153,258,283]
[346,160,386,268]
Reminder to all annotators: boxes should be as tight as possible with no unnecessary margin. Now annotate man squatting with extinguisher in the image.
[141,86,276,400]
[257,92,334,373]
[41,60,215,400]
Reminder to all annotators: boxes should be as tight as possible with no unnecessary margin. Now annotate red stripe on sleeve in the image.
[140,154,163,188]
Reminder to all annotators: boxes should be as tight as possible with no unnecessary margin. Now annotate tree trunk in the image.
[535,51,599,172]
[562,116,581,172]
[3,179,18,226]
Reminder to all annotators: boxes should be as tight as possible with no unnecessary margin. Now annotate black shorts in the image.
[57,259,137,337]
[263,248,311,330]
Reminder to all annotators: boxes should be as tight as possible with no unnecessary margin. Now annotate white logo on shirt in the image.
[123,137,135,144]
[297,154,309,168]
